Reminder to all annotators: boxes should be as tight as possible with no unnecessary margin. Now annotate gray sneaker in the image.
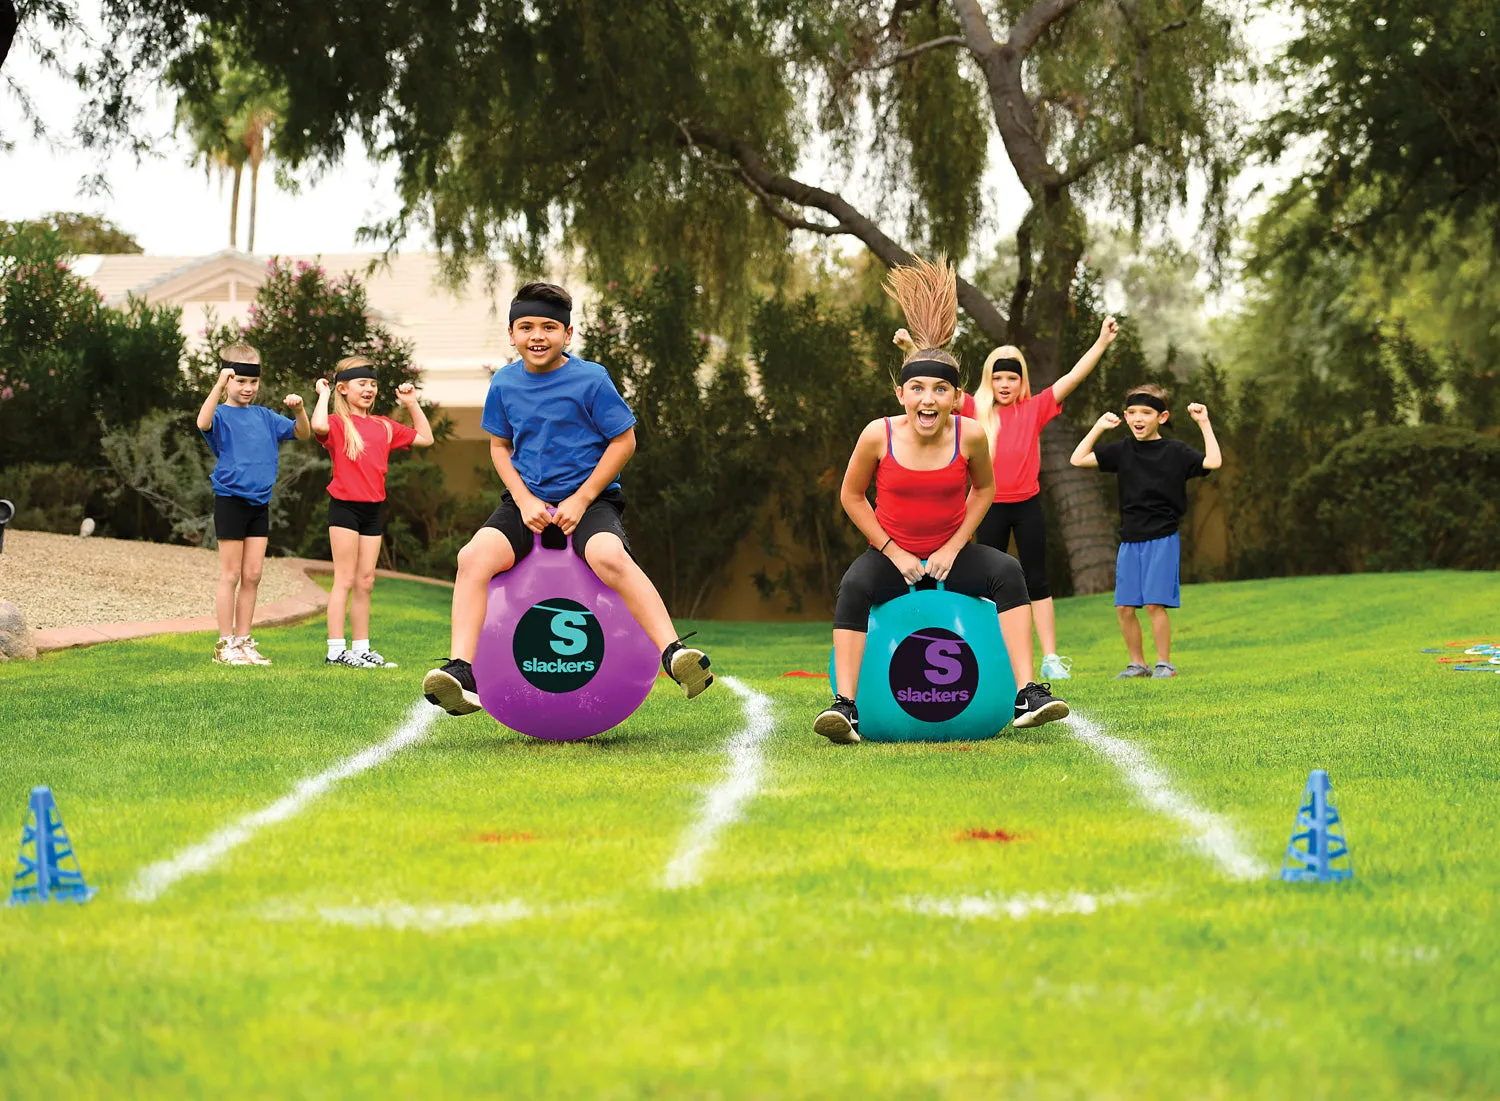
[1114,663,1150,679]
[1152,661,1178,678]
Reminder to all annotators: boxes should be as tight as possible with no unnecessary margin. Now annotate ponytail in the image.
[882,255,961,384]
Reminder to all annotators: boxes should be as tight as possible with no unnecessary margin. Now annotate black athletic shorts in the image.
[975,493,1051,601]
[483,487,631,562]
[833,545,1030,632]
[328,497,384,537]
[214,494,270,541]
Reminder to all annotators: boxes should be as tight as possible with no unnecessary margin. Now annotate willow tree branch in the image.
[855,34,966,71]
[680,122,1010,342]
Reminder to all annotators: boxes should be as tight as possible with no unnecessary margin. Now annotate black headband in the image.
[221,358,260,377]
[509,298,571,327]
[335,365,378,382]
[990,357,1024,376]
[1124,392,1168,413]
[900,359,961,387]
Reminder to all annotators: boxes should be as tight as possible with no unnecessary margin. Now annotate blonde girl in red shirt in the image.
[311,357,434,668]
[971,319,1119,680]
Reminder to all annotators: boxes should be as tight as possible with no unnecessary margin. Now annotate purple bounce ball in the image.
[473,529,659,740]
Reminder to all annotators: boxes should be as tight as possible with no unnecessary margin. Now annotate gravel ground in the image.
[0,530,310,631]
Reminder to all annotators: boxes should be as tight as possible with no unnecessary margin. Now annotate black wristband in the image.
[880,537,894,554]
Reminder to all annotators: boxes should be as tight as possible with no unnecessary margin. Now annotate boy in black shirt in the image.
[1071,384,1222,677]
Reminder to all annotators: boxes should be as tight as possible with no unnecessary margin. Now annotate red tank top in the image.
[874,415,970,557]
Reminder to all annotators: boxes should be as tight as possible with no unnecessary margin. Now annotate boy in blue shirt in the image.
[423,283,713,716]
[196,343,311,665]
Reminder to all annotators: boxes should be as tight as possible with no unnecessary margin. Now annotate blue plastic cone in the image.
[9,786,97,905]
[1280,769,1353,883]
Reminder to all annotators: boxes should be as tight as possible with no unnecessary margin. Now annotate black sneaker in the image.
[662,635,713,699]
[422,658,482,716]
[814,694,861,744]
[1012,681,1070,729]
[357,649,398,669]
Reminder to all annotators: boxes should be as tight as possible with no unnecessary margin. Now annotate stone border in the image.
[31,559,454,654]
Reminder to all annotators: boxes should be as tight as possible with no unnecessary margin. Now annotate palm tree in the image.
[172,36,284,251]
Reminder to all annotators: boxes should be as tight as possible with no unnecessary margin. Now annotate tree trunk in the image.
[229,163,243,249]
[1018,197,1120,595]
[0,0,17,74]
[247,161,259,252]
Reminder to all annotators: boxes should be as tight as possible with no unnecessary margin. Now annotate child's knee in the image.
[220,566,241,584]
[584,536,630,581]
[457,533,513,579]
[241,564,264,587]
[1116,605,1138,621]
[1144,604,1169,616]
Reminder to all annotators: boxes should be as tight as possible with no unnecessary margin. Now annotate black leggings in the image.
[975,494,1051,601]
[833,546,1030,632]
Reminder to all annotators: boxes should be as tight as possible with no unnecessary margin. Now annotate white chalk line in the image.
[128,699,440,902]
[1061,713,1268,881]
[904,890,1139,921]
[661,674,775,889]
[263,898,532,932]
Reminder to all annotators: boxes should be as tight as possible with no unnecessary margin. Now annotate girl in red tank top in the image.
[813,258,1071,745]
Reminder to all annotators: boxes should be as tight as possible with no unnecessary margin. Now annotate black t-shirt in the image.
[1094,436,1209,543]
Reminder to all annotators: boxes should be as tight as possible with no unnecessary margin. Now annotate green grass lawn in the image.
[2,571,1498,1099]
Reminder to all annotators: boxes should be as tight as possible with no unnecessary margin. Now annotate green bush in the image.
[1289,426,1500,573]
[0,462,98,534]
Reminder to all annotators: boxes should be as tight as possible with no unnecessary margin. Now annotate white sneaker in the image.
[237,637,272,665]
[326,649,372,669]
[214,638,247,665]
[1039,654,1073,680]
[356,649,397,669]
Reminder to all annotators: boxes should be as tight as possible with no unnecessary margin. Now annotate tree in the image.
[1257,0,1500,267]
[0,212,143,253]
[169,35,285,251]
[80,0,1245,592]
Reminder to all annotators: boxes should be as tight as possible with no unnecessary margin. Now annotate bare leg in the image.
[449,528,515,662]
[327,526,361,641]
[999,604,1037,686]
[1031,595,1059,656]
[583,534,676,650]
[1145,604,1172,664]
[216,540,243,637]
[235,537,268,636]
[1117,605,1147,667]
[832,628,867,698]
[349,535,383,641]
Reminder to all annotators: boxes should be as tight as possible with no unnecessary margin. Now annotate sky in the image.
[0,4,1295,268]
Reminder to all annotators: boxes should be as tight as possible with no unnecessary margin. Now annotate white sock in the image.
[352,639,370,654]
[328,638,346,660]
[219,634,233,643]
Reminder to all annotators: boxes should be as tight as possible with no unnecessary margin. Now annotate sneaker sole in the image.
[1013,699,1071,729]
[670,648,714,700]
[421,669,483,716]
[813,711,861,744]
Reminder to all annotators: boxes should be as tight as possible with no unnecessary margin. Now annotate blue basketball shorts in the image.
[1114,533,1181,609]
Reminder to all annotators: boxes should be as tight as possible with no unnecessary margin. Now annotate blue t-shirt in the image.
[200,404,298,505]
[480,355,637,501]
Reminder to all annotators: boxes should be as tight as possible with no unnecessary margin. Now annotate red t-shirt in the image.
[990,386,1061,503]
[319,414,418,502]
[960,392,976,420]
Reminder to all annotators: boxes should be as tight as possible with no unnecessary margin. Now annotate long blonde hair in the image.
[882,256,961,383]
[972,345,1033,442]
[332,356,375,461]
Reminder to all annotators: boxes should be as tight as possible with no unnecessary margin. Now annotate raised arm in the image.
[1188,404,1222,470]
[283,393,311,440]
[311,378,331,438]
[196,367,233,431]
[1071,412,1121,468]
[395,383,435,447]
[1053,317,1119,403]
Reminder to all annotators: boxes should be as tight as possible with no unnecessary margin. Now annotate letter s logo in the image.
[924,641,963,685]
[549,612,589,655]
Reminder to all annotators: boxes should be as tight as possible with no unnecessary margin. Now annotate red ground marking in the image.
[780,671,830,678]
[474,832,536,843]
[956,827,1025,843]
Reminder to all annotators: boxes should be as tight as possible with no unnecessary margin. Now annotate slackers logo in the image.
[887,626,979,722]
[513,598,605,693]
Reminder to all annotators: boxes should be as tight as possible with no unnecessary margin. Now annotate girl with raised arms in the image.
[813,257,1070,744]
[971,318,1119,680]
